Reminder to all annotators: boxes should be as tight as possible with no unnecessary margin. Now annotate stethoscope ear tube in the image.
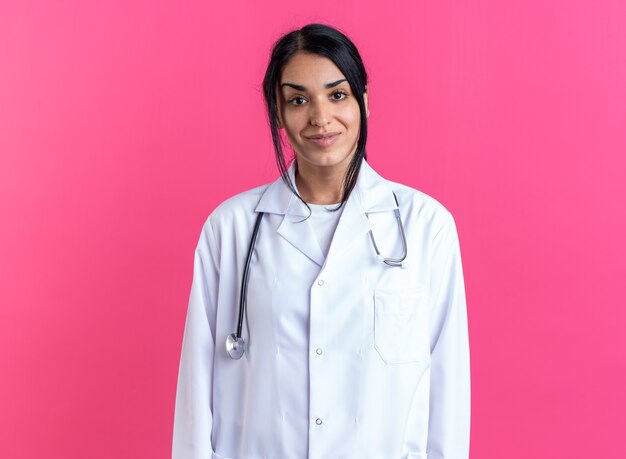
[227,211,264,360]
[367,192,408,267]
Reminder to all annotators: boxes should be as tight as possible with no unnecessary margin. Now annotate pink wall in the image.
[1,1,625,457]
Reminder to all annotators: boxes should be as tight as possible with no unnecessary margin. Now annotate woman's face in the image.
[277,52,368,175]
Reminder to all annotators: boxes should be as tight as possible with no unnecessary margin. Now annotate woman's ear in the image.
[363,86,370,118]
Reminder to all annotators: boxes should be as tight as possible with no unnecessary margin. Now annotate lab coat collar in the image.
[353,160,398,213]
[255,162,308,218]
[254,160,398,267]
[255,160,398,216]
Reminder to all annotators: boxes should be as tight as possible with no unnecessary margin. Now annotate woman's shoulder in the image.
[197,182,273,240]
[395,181,450,212]
[361,161,453,225]
[384,179,456,233]
[214,184,269,215]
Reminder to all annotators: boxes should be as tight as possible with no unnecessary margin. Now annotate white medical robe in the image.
[173,161,470,459]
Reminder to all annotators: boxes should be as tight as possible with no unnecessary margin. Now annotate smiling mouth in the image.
[306,132,340,147]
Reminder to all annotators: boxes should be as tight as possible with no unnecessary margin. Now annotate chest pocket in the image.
[374,288,429,365]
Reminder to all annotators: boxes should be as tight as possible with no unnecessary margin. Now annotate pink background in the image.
[1,1,625,457]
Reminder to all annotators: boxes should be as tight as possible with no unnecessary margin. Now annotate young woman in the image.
[173,24,470,459]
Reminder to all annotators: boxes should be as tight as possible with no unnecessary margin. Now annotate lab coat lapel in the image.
[255,167,326,267]
[255,161,397,268]
[325,161,398,266]
[276,211,326,267]
[323,189,370,267]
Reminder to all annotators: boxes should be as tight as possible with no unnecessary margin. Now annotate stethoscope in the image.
[226,192,407,359]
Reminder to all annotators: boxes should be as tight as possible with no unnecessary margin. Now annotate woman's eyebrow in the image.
[280,79,347,91]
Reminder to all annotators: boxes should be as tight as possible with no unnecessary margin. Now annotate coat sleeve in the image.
[426,213,471,459]
[173,219,220,459]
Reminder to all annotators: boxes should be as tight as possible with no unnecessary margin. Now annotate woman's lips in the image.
[306,132,340,147]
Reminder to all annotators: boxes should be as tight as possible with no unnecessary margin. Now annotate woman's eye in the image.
[331,90,348,101]
[289,96,307,106]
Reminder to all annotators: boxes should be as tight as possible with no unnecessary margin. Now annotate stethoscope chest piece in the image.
[226,333,246,359]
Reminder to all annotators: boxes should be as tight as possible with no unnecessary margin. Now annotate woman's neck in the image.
[295,163,345,205]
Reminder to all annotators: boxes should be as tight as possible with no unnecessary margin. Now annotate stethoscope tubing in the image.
[236,211,264,339]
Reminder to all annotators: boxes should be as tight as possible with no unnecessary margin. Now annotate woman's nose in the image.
[309,101,331,127]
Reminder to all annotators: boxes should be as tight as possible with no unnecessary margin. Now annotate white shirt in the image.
[307,202,343,258]
[173,161,470,459]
